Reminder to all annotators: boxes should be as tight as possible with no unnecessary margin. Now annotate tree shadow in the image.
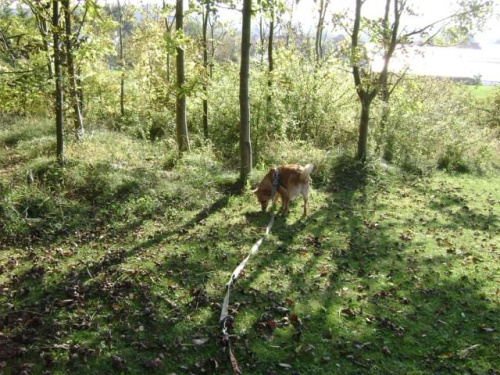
[428,192,498,232]
[306,267,500,373]
[3,164,499,374]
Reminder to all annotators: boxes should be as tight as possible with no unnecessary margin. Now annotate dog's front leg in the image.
[271,192,281,212]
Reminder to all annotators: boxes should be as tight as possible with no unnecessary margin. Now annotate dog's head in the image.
[253,187,271,212]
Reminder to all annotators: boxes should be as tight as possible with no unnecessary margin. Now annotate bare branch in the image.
[402,6,485,39]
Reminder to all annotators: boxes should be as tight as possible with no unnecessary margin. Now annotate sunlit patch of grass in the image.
[467,84,496,100]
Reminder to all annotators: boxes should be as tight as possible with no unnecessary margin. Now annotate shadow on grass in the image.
[0,173,249,373]
[0,159,243,248]
[211,163,499,373]
[2,161,499,374]
[428,192,498,232]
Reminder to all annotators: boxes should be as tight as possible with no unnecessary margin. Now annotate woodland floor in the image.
[0,124,499,374]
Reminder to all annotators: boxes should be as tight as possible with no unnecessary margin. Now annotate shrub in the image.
[377,77,500,173]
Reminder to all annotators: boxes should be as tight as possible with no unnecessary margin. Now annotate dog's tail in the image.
[300,164,314,182]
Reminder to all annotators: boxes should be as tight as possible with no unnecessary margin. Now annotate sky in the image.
[123,0,499,46]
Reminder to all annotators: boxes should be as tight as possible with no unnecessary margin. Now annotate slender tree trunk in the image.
[202,0,210,139]
[63,0,84,140]
[209,21,215,78]
[35,9,53,78]
[239,0,252,181]
[26,2,54,81]
[175,0,189,153]
[77,68,84,114]
[285,0,294,48]
[315,0,328,62]
[52,0,64,164]
[379,0,403,161]
[166,54,171,83]
[207,13,225,79]
[42,18,53,78]
[117,0,125,117]
[163,0,174,83]
[266,0,274,115]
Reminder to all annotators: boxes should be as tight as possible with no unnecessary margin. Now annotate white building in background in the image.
[372,44,500,86]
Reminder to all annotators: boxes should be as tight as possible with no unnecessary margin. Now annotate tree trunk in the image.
[209,17,216,78]
[34,6,53,79]
[285,0,294,48]
[77,66,84,114]
[239,0,252,181]
[379,0,402,161]
[163,0,174,83]
[42,16,53,79]
[266,0,274,115]
[351,0,377,162]
[357,97,371,161]
[315,0,328,62]
[175,0,189,153]
[259,11,265,65]
[52,0,64,164]
[63,0,84,140]
[202,0,210,139]
[117,0,125,117]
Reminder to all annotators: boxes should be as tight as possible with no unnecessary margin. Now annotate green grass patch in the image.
[467,84,497,100]
[0,117,54,149]
[0,122,499,374]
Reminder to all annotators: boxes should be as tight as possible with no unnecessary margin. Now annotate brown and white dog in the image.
[253,164,313,215]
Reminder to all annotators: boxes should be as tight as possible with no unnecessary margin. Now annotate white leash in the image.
[220,168,280,325]
[220,213,276,375]
[219,213,275,323]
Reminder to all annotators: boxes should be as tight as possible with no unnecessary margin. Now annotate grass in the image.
[467,84,497,100]
[0,120,499,374]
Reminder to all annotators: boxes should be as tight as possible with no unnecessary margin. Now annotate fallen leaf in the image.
[340,307,357,317]
[290,313,303,327]
[353,341,371,350]
[112,355,126,371]
[478,327,496,333]
[144,357,163,369]
[266,320,277,331]
[274,306,290,315]
[193,338,209,346]
[438,352,454,359]
[400,231,413,241]
[458,344,480,359]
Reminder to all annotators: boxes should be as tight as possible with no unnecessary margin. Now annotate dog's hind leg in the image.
[276,186,288,214]
[282,196,290,215]
[301,186,309,216]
